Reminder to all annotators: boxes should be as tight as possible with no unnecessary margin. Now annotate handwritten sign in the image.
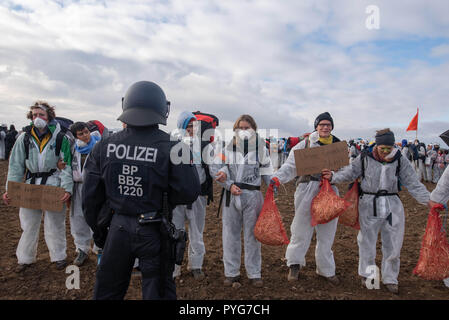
[294,141,349,176]
[7,181,66,212]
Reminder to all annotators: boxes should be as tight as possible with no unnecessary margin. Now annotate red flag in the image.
[406,108,419,131]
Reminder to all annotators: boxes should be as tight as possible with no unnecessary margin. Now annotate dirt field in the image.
[1,159,448,300]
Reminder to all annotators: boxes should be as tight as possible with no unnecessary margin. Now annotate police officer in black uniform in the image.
[82,81,201,300]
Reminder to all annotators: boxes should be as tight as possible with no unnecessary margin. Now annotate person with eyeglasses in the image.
[270,112,342,286]
[322,128,431,294]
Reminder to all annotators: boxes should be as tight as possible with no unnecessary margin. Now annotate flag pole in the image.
[416,107,419,140]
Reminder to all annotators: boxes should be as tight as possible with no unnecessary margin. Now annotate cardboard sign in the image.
[294,141,349,176]
[7,181,66,212]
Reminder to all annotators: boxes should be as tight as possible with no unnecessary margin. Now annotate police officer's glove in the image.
[270,177,280,196]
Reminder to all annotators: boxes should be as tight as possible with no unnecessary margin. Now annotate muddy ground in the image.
[0,159,448,300]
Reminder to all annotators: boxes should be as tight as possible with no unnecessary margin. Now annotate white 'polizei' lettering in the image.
[107,143,158,163]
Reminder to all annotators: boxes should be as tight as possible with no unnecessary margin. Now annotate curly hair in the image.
[26,101,56,122]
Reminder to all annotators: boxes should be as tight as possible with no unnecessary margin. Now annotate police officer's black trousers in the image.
[93,214,176,300]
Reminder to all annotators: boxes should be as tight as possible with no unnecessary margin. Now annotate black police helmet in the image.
[118,81,170,126]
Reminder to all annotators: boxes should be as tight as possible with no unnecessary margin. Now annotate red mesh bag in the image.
[338,181,360,230]
[311,179,351,227]
[413,204,449,280]
[254,184,290,246]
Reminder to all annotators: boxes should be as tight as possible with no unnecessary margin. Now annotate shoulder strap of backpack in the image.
[55,126,68,157]
[23,126,33,160]
[361,151,367,180]
[201,163,214,205]
[396,155,401,177]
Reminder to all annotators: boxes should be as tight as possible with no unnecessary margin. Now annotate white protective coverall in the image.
[273,131,340,277]
[429,166,449,287]
[70,131,101,254]
[349,145,359,163]
[425,149,436,183]
[401,146,410,162]
[6,122,73,264]
[217,134,273,279]
[416,144,427,181]
[331,149,430,285]
[433,153,446,184]
[171,137,208,272]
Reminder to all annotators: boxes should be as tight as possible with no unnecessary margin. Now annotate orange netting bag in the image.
[413,204,449,280]
[311,179,351,227]
[254,184,290,246]
[338,181,360,230]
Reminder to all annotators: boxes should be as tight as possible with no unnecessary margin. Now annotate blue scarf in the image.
[75,134,101,154]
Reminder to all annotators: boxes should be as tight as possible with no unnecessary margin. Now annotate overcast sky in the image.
[0,0,448,145]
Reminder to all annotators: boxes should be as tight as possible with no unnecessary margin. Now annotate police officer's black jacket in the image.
[82,125,201,233]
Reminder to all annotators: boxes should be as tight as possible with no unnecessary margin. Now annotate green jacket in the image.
[6,123,74,193]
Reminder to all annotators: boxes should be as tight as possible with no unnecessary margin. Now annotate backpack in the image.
[54,116,75,154]
[192,111,219,147]
[192,111,219,205]
[287,137,300,150]
[86,120,108,137]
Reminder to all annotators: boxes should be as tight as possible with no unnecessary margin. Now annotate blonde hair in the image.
[233,114,257,131]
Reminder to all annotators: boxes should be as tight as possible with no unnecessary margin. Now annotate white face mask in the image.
[76,139,87,148]
[237,129,254,140]
[33,117,47,129]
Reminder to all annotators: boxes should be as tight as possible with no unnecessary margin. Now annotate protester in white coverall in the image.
[429,165,449,288]
[425,144,436,183]
[171,111,209,281]
[322,129,431,294]
[433,149,446,184]
[69,122,102,266]
[271,112,341,286]
[2,102,73,273]
[349,140,359,163]
[215,114,274,288]
[415,140,426,182]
